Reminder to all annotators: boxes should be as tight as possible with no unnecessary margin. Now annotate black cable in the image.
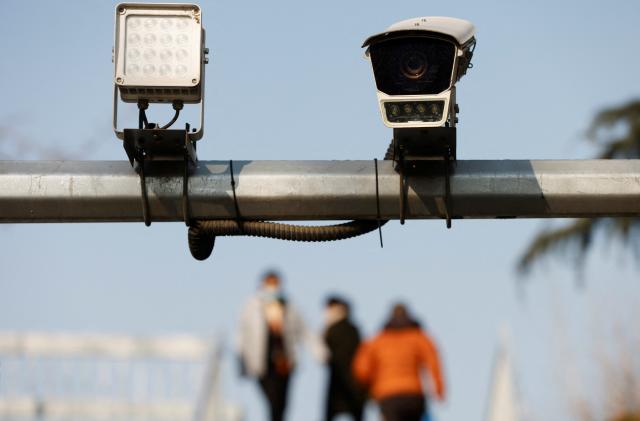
[135,100,151,225]
[188,223,215,260]
[229,160,242,221]
[138,100,182,130]
[182,149,190,227]
[445,147,452,229]
[191,220,382,242]
[187,143,394,260]
[374,158,383,248]
[229,160,244,234]
[138,109,149,130]
[160,109,180,129]
[138,100,149,129]
[399,155,407,225]
[140,155,151,227]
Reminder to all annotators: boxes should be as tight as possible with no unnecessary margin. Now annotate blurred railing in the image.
[0,332,242,421]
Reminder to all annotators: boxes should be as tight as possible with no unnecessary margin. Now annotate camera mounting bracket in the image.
[392,127,456,228]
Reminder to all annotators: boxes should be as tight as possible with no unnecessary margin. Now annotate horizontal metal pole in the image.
[0,160,639,223]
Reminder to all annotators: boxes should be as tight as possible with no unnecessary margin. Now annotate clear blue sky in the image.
[1,1,640,420]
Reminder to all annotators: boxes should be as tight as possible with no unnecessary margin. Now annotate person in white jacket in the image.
[237,271,325,421]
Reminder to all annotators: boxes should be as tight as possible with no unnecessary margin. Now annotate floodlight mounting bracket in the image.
[393,126,456,228]
[123,124,197,227]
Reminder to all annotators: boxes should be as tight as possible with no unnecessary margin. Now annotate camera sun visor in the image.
[369,37,456,96]
[383,100,445,123]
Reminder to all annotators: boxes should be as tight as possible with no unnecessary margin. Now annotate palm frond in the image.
[597,136,640,159]
[518,99,640,274]
[517,219,598,274]
[588,100,640,158]
[605,218,640,243]
[588,100,640,138]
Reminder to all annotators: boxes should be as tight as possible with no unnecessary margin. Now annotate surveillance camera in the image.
[363,16,476,128]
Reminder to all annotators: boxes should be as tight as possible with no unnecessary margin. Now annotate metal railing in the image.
[0,332,242,421]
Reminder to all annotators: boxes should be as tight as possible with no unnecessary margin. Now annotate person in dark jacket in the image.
[323,296,366,421]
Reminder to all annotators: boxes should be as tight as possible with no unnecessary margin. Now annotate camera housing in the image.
[363,17,475,128]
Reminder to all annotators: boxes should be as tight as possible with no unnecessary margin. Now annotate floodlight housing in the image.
[114,3,204,103]
[112,2,208,141]
[363,16,476,129]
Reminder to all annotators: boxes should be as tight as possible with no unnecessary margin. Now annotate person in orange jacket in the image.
[352,303,445,421]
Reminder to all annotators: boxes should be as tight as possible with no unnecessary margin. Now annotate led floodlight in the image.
[114,3,204,103]
[112,3,208,142]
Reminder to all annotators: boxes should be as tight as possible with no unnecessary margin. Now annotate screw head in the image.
[192,78,198,84]
[118,7,126,14]
[116,77,124,84]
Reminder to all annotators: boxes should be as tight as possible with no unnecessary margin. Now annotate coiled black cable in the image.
[187,143,394,260]
[191,219,382,242]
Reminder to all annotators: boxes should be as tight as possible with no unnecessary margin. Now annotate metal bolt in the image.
[192,78,198,84]
[118,7,126,14]
[116,77,124,84]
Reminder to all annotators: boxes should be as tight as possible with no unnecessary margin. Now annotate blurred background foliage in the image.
[518,100,640,274]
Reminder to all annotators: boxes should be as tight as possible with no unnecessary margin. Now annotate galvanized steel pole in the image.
[0,160,639,223]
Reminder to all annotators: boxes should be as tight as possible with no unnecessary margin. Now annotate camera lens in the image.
[401,52,428,79]
[369,37,455,95]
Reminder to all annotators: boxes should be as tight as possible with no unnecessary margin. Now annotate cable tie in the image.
[374,158,384,248]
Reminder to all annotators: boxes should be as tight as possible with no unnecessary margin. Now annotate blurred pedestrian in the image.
[323,295,366,421]
[353,303,445,421]
[236,271,325,421]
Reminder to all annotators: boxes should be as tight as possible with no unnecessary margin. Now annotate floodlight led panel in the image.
[114,3,203,103]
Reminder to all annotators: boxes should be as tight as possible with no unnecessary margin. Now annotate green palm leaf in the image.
[518,100,640,274]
